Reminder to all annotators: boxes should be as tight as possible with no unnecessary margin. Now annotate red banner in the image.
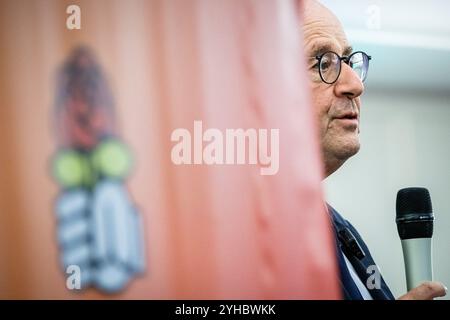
[0,0,339,299]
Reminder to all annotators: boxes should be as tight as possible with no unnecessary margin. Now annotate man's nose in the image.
[334,63,364,99]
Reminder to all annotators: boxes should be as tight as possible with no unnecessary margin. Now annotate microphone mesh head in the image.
[396,187,434,240]
[396,187,432,216]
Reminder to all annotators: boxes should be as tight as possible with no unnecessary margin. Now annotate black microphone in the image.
[396,187,434,291]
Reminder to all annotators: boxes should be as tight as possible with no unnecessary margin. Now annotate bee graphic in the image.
[52,46,145,293]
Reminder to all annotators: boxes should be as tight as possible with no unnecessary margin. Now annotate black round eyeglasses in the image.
[315,51,372,84]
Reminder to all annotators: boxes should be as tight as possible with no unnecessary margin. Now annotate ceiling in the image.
[319,0,450,92]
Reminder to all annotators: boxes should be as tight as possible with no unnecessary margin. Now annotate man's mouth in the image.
[334,112,359,127]
[335,112,358,120]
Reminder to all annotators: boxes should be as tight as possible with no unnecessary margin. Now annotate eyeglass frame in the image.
[315,51,372,85]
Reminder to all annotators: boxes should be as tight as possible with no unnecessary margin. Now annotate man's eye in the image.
[321,59,331,71]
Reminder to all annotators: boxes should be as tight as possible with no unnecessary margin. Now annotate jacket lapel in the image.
[327,204,395,300]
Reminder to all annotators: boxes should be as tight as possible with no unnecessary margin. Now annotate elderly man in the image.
[302,0,447,300]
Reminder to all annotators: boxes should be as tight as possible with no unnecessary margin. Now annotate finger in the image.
[91,180,133,292]
[56,190,93,289]
[399,282,447,300]
[56,189,89,221]
[58,216,89,245]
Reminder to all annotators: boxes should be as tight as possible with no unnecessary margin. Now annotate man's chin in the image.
[329,137,360,161]
[338,140,360,160]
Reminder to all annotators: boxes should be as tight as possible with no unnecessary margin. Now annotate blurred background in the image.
[322,0,450,299]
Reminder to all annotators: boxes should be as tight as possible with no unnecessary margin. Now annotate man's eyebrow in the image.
[308,43,354,58]
[308,43,334,58]
[343,46,353,56]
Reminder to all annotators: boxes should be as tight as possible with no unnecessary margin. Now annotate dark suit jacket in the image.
[327,204,395,300]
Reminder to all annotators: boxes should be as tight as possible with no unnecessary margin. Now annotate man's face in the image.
[303,0,365,177]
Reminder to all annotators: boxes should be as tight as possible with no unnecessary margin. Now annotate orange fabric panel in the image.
[0,0,340,299]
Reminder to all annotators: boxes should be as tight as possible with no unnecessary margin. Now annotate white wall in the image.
[324,88,450,299]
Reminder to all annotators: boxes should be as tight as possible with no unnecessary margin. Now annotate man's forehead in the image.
[302,0,351,56]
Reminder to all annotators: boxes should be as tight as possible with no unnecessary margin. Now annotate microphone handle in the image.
[401,238,433,291]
